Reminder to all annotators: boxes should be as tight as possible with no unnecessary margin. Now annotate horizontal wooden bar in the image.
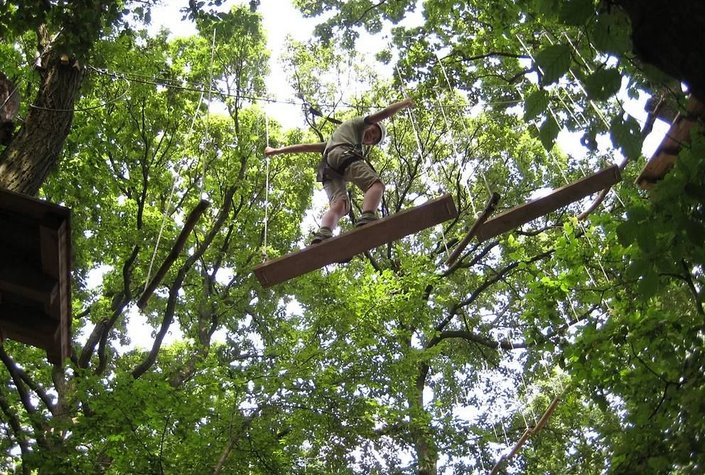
[254,194,458,288]
[476,165,621,242]
[0,188,70,222]
[636,96,705,189]
[0,267,58,304]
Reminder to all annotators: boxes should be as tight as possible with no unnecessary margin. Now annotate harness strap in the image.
[323,145,365,178]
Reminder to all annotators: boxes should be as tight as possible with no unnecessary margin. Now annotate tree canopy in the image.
[1,0,704,474]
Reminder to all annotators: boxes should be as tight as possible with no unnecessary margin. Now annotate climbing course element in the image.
[254,194,458,288]
[0,188,72,363]
[446,192,501,266]
[475,164,621,242]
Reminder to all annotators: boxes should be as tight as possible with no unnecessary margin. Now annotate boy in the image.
[264,97,414,244]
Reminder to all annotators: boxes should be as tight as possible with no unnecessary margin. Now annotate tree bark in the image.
[0,51,83,196]
[616,0,705,101]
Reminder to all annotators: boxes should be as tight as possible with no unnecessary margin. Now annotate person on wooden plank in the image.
[264,97,414,244]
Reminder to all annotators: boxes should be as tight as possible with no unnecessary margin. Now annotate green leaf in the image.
[638,267,659,298]
[616,220,638,246]
[534,44,572,85]
[610,115,643,161]
[533,0,560,16]
[590,10,632,54]
[583,68,622,101]
[539,115,560,150]
[558,0,595,26]
[524,89,549,121]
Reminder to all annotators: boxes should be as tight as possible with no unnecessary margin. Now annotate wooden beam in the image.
[475,165,621,242]
[0,188,70,222]
[0,302,59,351]
[636,96,705,189]
[0,266,58,304]
[254,194,458,288]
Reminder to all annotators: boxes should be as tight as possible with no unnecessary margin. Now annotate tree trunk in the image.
[616,0,705,101]
[412,363,438,475]
[0,52,83,196]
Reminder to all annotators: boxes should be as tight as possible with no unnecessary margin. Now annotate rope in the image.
[435,54,494,199]
[200,27,218,197]
[143,52,211,290]
[263,114,270,260]
[394,64,455,258]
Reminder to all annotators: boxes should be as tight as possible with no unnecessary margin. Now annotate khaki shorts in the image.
[324,149,381,206]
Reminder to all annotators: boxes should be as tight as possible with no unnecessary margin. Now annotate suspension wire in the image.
[394,63,455,258]
[143,66,209,290]
[29,70,130,112]
[200,27,217,197]
[263,114,271,260]
[434,91,478,216]
[534,32,611,129]
[435,53,493,199]
[394,65,426,167]
[517,33,628,301]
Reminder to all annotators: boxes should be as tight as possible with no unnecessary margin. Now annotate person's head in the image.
[362,123,386,145]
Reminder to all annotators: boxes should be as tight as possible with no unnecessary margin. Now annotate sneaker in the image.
[355,211,378,227]
[309,226,332,245]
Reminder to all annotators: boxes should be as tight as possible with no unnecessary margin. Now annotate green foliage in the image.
[3,1,705,474]
[534,44,572,86]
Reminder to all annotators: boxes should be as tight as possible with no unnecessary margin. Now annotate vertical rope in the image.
[262,114,270,260]
[200,27,218,197]
[394,64,453,257]
[436,54,493,197]
[144,77,207,291]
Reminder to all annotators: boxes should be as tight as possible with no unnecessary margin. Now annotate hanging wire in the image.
[262,114,271,260]
[200,27,218,197]
[143,33,216,290]
[394,64,426,165]
[435,53,493,198]
[394,63,454,257]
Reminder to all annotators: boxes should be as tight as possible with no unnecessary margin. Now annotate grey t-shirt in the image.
[318,116,372,181]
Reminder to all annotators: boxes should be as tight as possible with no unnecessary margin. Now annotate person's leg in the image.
[362,180,384,214]
[311,179,349,244]
[321,196,348,229]
[347,161,384,226]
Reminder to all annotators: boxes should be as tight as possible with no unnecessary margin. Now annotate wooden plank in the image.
[0,302,59,350]
[0,188,70,222]
[476,165,621,242]
[637,96,705,189]
[0,266,58,304]
[254,194,458,288]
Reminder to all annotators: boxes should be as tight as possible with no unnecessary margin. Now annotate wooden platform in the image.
[475,165,621,242]
[636,96,705,189]
[0,188,72,363]
[254,194,458,288]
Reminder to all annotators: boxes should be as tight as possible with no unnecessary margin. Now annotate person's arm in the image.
[365,97,415,124]
[264,142,326,156]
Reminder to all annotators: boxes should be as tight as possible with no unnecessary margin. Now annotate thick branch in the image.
[0,386,30,471]
[429,330,526,350]
[132,187,236,379]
